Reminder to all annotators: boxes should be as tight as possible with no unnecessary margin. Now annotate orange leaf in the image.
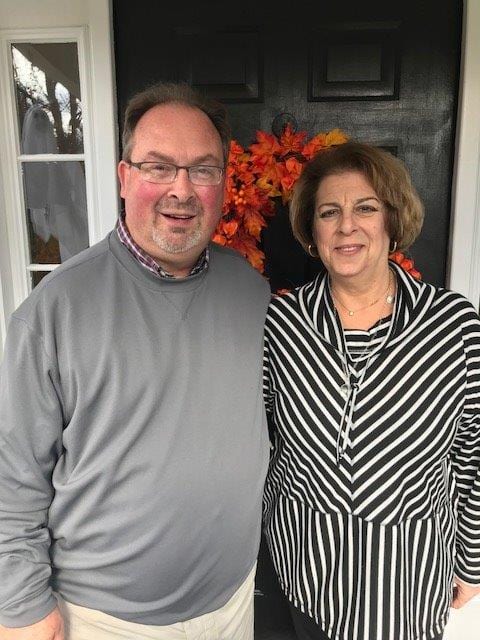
[279,124,307,155]
[250,131,282,159]
[256,176,282,198]
[222,219,239,238]
[325,128,349,146]
[244,208,267,240]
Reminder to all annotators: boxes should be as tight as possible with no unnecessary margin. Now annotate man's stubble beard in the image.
[151,220,204,254]
[151,198,204,255]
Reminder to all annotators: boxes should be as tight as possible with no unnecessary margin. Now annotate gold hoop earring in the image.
[389,240,398,253]
[308,244,318,258]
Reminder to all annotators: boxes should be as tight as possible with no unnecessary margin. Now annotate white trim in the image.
[0,253,7,358]
[20,154,85,162]
[76,25,99,246]
[0,31,31,306]
[27,264,59,271]
[0,160,13,357]
[448,0,480,309]
[85,0,119,237]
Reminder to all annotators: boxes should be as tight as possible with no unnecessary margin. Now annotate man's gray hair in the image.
[122,82,231,164]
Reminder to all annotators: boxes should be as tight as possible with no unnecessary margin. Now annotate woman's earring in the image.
[308,244,318,258]
[389,239,398,253]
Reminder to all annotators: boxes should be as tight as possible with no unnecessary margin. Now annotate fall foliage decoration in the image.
[213,126,421,280]
[213,126,349,272]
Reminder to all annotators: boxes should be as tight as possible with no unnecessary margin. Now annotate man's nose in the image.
[166,167,196,202]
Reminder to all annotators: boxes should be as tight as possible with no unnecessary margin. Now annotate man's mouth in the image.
[161,212,196,220]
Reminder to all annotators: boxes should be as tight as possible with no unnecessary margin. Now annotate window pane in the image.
[30,271,53,288]
[12,42,83,154]
[22,161,89,263]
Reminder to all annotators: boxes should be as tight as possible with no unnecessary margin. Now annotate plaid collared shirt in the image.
[116,214,209,279]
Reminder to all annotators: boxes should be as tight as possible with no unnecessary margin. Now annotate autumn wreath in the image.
[213,125,421,280]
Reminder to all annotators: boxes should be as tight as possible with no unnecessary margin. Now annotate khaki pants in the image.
[56,565,255,640]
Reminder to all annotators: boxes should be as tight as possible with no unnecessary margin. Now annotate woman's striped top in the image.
[263,263,480,640]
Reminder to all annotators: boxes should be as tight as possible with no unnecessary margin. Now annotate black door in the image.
[113,1,462,636]
[113,0,461,289]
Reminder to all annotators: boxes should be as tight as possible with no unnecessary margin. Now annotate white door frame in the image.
[448,0,480,309]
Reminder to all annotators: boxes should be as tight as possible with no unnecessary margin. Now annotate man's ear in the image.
[118,161,129,199]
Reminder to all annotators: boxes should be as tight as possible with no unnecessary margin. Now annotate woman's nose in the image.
[338,209,357,234]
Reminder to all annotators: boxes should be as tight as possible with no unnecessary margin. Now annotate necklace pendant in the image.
[340,383,350,397]
[386,294,394,304]
[348,310,354,316]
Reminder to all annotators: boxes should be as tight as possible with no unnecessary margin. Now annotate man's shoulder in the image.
[13,235,112,319]
[209,242,270,292]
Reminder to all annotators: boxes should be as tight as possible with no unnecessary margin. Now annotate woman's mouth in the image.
[335,244,363,254]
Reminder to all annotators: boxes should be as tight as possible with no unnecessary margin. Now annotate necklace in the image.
[332,270,395,317]
[336,324,378,463]
[334,284,397,464]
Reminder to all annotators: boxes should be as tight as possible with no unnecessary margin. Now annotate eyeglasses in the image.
[126,161,224,186]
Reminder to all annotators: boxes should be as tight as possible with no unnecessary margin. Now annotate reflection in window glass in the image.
[22,161,89,264]
[12,42,83,154]
[30,271,53,288]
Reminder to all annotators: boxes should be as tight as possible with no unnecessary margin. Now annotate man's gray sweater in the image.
[0,231,271,627]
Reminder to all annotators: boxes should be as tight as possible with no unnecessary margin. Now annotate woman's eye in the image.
[356,205,377,215]
[318,209,338,219]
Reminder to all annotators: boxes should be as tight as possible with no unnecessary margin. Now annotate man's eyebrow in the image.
[142,152,222,165]
[142,152,175,162]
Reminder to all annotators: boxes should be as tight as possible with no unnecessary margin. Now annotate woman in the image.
[263,142,480,640]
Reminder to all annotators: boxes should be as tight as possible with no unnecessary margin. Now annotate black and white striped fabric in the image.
[263,263,480,640]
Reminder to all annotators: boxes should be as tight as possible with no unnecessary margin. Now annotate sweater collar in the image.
[116,213,209,279]
[297,261,437,353]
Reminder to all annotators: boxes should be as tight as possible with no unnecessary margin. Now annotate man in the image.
[0,83,270,639]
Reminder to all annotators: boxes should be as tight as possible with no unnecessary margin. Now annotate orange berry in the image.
[390,251,403,264]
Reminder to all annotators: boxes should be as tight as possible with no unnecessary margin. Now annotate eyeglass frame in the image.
[125,160,225,186]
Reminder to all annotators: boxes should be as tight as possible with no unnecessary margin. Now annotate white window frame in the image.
[0,25,117,311]
[448,0,480,310]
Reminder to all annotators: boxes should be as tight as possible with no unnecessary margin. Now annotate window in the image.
[0,27,98,303]
[12,41,89,287]
[0,12,118,353]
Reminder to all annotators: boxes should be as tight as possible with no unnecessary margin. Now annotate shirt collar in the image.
[116,213,209,279]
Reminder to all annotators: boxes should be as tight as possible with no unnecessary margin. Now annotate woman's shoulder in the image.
[267,281,313,321]
[394,264,478,320]
[430,284,478,315]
